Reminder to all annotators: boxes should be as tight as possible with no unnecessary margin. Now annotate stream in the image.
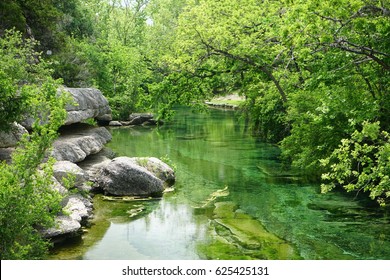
[50,107,390,260]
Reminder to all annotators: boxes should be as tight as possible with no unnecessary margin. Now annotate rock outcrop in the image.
[41,215,82,244]
[20,87,112,130]
[96,157,167,197]
[52,124,112,163]
[53,160,91,192]
[40,87,112,243]
[0,122,28,148]
[0,147,14,163]
[41,88,112,243]
[128,113,160,126]
[0,87,175,246]
[63,87,112,125]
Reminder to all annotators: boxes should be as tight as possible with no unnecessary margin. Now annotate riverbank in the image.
[205,94,245,110]
[0,87,177,249]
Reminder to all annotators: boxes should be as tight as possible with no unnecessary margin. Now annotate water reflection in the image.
[51,107,390,260]
[84,200,206,260]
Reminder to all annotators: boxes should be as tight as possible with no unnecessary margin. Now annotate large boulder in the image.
[41,215,82,244]
[64,87,112,125]
[77,148,114,184]
[127,157,175,186]
[128,113,161,126]
[0,147,14,163]
[61,194,93,225]
[96,157,165,197]
[53,160,91,192]
[0,122,28,148]
[52,124,112,163]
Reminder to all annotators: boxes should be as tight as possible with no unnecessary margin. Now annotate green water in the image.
[51,107,390,260]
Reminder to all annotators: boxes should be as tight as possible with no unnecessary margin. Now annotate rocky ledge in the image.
[42,160,94,244]
[52,124,112,163]
[0,87,175,246]
[20,87,112,130]
[64,87,112,125]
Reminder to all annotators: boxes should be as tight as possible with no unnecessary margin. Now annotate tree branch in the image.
[352,5,390,18]
[330,38,390,71]
[194,29,288,103]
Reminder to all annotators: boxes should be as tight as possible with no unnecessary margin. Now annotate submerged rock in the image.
[198,201,301,260]
[96,157,165,197]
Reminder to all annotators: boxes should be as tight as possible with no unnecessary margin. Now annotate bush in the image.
[321,121,390,206]
[0,79,68,259]
[0,30,68,259]
[0,29,52,131]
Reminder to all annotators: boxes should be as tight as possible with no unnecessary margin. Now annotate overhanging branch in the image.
[193,28,288,103]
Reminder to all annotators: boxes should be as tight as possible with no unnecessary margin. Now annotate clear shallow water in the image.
[51,107,390,260]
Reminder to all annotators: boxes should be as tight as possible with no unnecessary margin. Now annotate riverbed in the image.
[50,107,390,260]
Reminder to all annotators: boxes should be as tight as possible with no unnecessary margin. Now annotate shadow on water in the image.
[50,107,390,260]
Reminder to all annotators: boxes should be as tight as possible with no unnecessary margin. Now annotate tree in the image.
[172,0,289,101]
[148,0,390,204]
[321,121,390,206]
[280,0,389,174]
[0,31,69,259]
[146,0,295,138]
[0,30,53,131]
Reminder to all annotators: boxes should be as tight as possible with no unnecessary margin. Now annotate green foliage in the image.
[2,0,389,206]
[51,36,96,87]
[0,78,68,259]
[52,0,154,119]
[321,121,390,206]
[0,29,69,259]
[163,0,390,204]
[0,29,52,131]
[279,0,389,180]
[281,78,379,174]
[55,0,95,38]
[242,90,288,142]
[0,1,26,33]
[0,0,62,51]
